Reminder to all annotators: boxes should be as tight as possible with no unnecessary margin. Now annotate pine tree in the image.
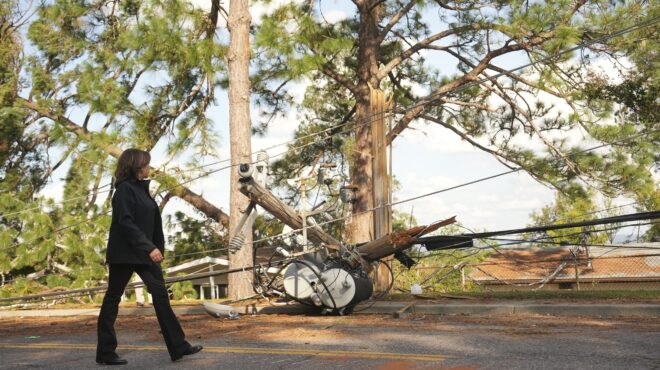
[1,0,231,296]
[252,0,659,244]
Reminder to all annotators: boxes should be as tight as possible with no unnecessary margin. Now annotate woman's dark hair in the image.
[114,149,151,186]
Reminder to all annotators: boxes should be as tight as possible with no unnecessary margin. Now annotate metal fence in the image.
[393,243,660,293]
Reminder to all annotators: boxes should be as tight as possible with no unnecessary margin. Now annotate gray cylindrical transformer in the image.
[317,268,373,309]
[283,262,320,300]
[349,272,373,306]
[283,262,373,310]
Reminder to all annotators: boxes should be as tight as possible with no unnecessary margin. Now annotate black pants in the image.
[96,263,191,361]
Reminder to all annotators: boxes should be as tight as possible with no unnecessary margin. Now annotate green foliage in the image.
[253,214,284,246]
[0,277,46,298]
[1,0,228,298]
[394,239,491,293]
[392,223,490,293]
[167,212,227,265]
[530,190,612,245]
[392,209,417,232]
[252,0,659,243]
[168,278,197,300]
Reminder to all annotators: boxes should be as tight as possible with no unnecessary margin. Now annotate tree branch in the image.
[377,23,497,81]
[378,0,417,43]
[418,113,517,169]
[434,0,493,11]
[387,32,553,143]
[322,64,359,95]
[480,75,586,181]
[18,97,230,227]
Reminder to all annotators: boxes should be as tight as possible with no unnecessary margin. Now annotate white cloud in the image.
[393,170,554,231]
[395,120,487,154]
[399,80,429,98]
[287,78,311,105]
[323,10,347,24]
[189,0,306,26]
[40,181,65,203]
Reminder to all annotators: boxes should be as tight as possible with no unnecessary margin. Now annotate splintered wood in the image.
[239,173,456,263]
[357,216,456,261]
[238,177,342,248]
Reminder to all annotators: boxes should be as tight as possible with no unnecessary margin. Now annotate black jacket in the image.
[106,179,164,265]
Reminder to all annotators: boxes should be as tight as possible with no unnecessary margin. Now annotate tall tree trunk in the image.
[227,0,254,299]
[346,1,382,244]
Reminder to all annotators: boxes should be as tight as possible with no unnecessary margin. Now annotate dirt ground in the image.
[2,313,659,342]
[2,313,659,369]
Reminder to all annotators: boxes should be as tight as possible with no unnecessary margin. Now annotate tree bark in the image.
[227,0,254,300]
[345,0,383,244]
[238,177,341,248]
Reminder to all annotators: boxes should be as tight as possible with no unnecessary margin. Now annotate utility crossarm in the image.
[237,165,342,249]
[235,163,457,313]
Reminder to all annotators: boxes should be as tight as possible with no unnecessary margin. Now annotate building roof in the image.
[165,256,229,275]
[469,243,660,284]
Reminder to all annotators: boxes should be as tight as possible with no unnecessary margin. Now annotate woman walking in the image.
[96,149,202,365]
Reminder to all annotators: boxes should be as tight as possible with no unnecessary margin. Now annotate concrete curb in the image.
[352,301,660,317]
[1,302,658,318]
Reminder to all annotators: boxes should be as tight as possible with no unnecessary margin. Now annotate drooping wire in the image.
[3,17,659,300]
[4,17,657,228]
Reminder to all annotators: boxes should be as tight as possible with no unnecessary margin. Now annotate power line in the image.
[0,258,295,304]
[419,212,660,249]
[2,17,658,284]
[547,201,642,224]
[417,220,660,257]
[0,210,112,253]
[4,16,656,221]
[2,217,656,301]
[406,220,659,267]
[155,123,357,196]
[483,237,660,250]
[241,130,658,249]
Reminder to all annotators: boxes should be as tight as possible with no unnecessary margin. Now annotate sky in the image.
[169,0,638,232]
[37,0,647,240]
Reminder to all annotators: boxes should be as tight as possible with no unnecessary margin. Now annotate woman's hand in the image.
[149,248,164,263]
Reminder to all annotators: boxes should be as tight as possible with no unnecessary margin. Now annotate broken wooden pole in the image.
[358,216,456,261]
[238,174,341,249]
[371,88,392,292]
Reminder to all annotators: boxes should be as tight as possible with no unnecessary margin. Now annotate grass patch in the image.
[385,290,660,301]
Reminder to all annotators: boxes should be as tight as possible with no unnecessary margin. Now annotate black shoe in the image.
[97,357,127,365]
[172,345,203,362]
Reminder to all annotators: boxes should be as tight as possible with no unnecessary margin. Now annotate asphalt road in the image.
[0,314,658,369]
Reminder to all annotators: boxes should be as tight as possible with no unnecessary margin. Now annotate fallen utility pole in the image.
[357,216,456,260]
[238,171,342,249]
[3,166,457,311]
[235,163,456,312]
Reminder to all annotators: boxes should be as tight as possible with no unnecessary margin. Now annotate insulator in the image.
[256,150,269,164]
[275,246,291,257]
[229,233,246,254]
